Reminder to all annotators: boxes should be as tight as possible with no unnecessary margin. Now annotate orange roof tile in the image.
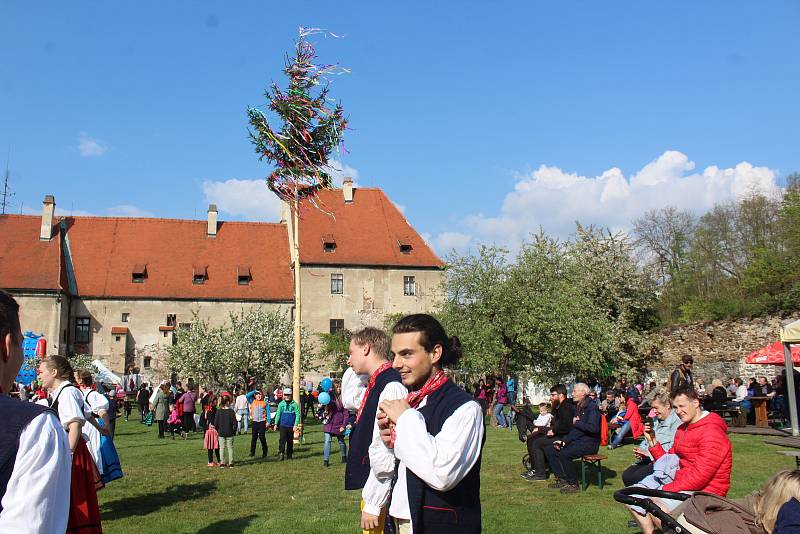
[0,215,64,292]
[295,188,443,268]
[64,217,294,301]
[110,326,129,335]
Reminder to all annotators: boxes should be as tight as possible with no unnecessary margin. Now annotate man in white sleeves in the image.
[0,290,72,533]
[342,327,407,533]
[379,314,484,534]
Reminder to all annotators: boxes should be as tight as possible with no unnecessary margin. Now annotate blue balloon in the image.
[318,392,331,405]
[320,378,333,392]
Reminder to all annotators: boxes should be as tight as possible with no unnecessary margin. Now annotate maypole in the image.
[248,27,348,397]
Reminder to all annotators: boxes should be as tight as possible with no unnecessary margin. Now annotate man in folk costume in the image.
[0,291,72,533]
[378,314,485,534]
[343,327,406,533]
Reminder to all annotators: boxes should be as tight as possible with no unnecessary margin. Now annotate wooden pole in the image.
[292,197,301,403]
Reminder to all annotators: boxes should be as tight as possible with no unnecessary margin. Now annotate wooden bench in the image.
[580,454,607,490]
[708,407,746,427]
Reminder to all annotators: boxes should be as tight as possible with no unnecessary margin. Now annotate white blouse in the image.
[389,397,484,522]
[82,389,109,474]
[341,367,368,411]
[0,411,72,533]
[50,381,86,430]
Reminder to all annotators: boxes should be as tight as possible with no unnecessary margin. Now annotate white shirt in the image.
[81,389,109,475]
[735,385,748,402]
[362,381,407,515]
[50,381,86,430]
[341,367,368,411]
[234,394,249,411]
[534,412,553,428]
[0,411,72,533]
[389,397,484,522]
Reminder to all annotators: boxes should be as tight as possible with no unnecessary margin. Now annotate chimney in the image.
[39,195,55,241]
[207,204,218,237]
[343,177,354,204]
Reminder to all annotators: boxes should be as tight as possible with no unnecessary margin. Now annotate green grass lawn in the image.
[100,417,791,534]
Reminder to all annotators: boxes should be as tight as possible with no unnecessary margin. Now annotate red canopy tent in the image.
[746,341,800,365]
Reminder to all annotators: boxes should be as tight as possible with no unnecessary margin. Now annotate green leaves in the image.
[439,229,659,383]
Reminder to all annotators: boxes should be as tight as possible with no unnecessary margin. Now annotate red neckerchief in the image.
[356,361,393,423]
[406,370,449,408]
[389,370,449,447]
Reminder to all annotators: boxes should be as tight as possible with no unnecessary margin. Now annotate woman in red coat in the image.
[608,387,644,449]
[630,385,732,534]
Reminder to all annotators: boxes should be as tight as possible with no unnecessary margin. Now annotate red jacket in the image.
[622,397,643,438]
[650,412,732,496]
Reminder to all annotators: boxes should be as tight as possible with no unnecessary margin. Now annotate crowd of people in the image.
[4,280,800,533]
[508,353,800,533]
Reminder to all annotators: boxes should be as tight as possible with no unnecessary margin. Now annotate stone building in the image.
[0,182,444,379]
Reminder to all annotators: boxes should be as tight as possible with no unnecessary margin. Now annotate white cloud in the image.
[436,232,472,253]
[105,205,155,218]
[433,150,781,254]
[324,159,359,187]
[202,178,283,222]
[77,132,108,157]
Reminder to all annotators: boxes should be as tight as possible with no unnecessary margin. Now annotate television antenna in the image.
[1,147,15,215]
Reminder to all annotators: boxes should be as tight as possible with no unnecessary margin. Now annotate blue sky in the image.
[2,1,798,253]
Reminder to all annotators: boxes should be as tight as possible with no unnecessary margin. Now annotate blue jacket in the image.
[776,497,800,534]
[563,398,601,447]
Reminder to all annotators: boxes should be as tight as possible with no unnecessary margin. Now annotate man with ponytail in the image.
[343,327,407,533]
[378,314,485,534]
[0,290,71,533]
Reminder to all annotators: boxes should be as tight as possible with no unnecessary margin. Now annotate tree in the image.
[167,309,311,388]
[317,330,351,375]
[438,230,659,383]
[632,206,696,285]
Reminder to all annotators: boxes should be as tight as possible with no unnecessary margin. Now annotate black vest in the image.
[345,366,402,491]
[406,380,484,534]
[0,396,50,514]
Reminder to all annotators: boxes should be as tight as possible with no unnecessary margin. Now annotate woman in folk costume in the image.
[378,314,484,534]
[38,355,103,534]
[76,369,112,477]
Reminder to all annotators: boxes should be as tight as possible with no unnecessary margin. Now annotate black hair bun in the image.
[442,335,463,365]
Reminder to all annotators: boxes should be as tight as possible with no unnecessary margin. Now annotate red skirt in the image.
[68,436,104,533]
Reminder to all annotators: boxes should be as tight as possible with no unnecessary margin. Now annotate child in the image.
[214,394,238,468]
[203,399,221,467]
[321,381,348,467]
[249,390,270,458]
[273,387,301,461]
[167,403,184,440]
[529,403,553,439]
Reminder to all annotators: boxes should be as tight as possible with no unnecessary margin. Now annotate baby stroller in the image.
[613,487,762,534]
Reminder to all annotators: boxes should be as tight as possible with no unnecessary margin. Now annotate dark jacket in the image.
[563,398,601,447]
[669,367,693,395]
[214,407,238,438]
[776,497,800,534]
[550,398,575,437]
[323,398,349,436]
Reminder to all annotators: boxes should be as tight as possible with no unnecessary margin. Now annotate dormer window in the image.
[193,265,207,285]
[132,264,147,283]
[237,265,252,286]
[397,237,413,255]
[322,234,337,253]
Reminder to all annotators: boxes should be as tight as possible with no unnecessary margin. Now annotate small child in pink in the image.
[203,403,220,466]
[167,403,185,440]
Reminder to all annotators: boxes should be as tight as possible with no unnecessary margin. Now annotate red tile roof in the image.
[0,215,64,291]
[64,217,294,301]
[110,326,129,335]
[295,188,443,268]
